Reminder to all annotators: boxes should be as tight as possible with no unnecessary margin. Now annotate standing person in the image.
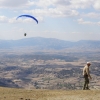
[83,62,92,90]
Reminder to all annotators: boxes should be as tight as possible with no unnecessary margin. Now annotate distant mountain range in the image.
[0,37,100,50]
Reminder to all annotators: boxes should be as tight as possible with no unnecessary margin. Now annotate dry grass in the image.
[0,87,100,100]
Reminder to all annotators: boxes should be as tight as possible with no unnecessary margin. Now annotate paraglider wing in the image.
[16,15,38,24]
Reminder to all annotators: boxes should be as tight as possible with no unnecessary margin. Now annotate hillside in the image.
[0,87,99,100]
[0,51,100,90]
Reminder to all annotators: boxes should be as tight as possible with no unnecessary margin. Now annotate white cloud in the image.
[35,0,93,9]
[0,0,99,19]
[35,0,70,8]
[97,22,100,25]
[0,16,20,24]
[77,18,100,26]
[69,0,100,11]
[81,12,100,18]
[54,0,70,5]
[77,18,95,25]
[27,0,78,18]
[24,8,79,18]
[70,0,93,9]
[35,0,53,8]
[93,0,100,10]
[8,17,18,23]
[1,0,100,24]
[0,16,8,23]
[0,0,34,8]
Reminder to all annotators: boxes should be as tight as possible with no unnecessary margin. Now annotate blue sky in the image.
[0,0,100,41]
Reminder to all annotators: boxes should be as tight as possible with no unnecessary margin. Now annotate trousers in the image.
[83,75,89,89]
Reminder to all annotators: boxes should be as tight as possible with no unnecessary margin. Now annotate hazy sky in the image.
[0,0,100,41]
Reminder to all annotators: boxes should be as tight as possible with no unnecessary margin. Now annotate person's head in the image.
[87,62,91,66]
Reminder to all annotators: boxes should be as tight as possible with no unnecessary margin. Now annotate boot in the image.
[86,87,90,90]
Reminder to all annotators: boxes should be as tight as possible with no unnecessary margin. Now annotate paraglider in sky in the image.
[24,33,27,36]
[16,15,38,37]
[16,14,38,24]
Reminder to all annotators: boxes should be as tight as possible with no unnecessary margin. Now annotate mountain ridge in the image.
[0,37,100,50]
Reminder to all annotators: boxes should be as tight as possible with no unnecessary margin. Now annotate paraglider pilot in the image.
[24,33,27,36]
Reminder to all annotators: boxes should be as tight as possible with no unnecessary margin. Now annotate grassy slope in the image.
[0,87,100,100]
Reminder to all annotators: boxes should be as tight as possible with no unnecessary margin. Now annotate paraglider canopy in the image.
[16,14,38,24]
